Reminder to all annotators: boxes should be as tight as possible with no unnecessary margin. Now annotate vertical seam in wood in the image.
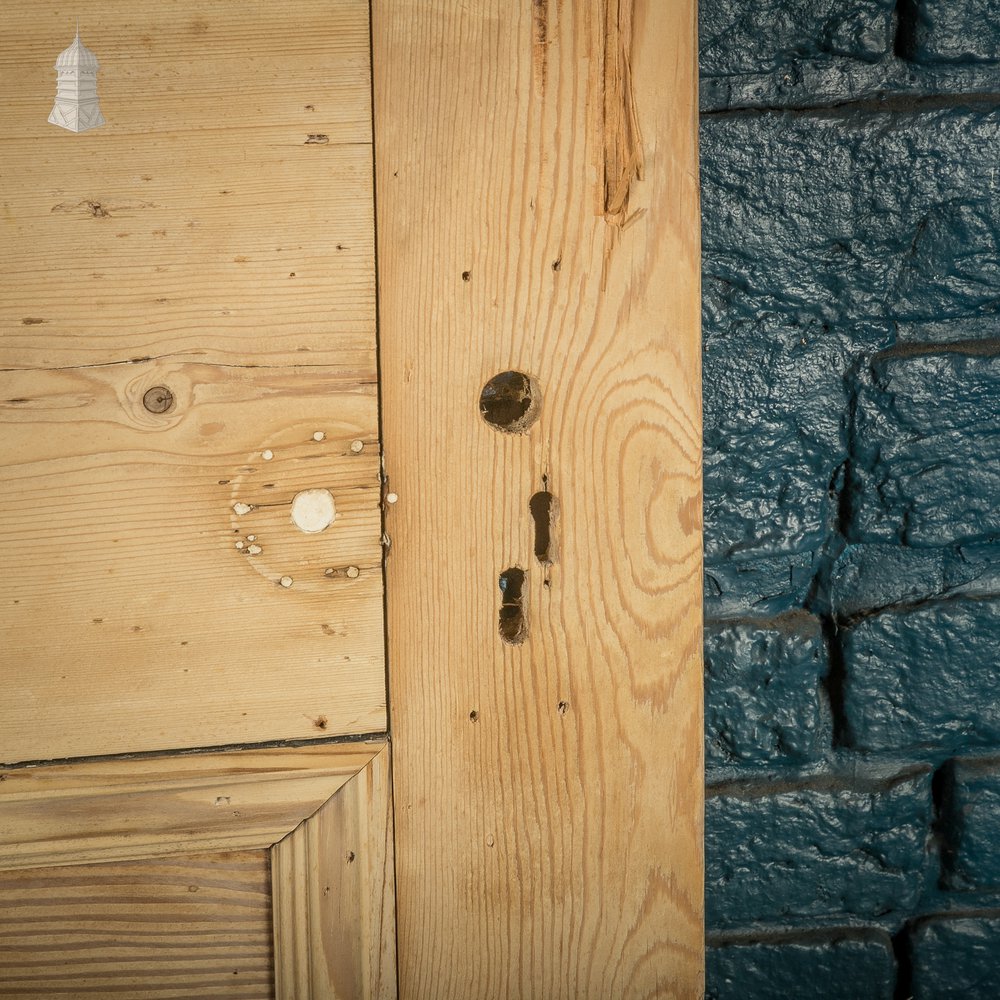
[366,3,401,995]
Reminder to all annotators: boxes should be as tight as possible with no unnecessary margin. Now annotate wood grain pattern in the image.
[374,0,703,995]
[0,1,371,140]
[0,0,385,762]
[0,851,274,998]
[0,0,374,370]
[272,745,396,999]
[0,364,384,761]
[0,742,383,871]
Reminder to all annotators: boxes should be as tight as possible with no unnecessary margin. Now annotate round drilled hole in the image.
[479,371,541,433]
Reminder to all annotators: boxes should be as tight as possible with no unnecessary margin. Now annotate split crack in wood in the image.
[601,0,643,226]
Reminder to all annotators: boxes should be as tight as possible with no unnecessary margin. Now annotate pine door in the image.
[0,2,702,997]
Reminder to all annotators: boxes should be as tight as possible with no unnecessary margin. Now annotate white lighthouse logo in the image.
[49,26,105,133]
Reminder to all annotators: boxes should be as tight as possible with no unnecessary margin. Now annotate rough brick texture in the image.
[831,542,1000,619]
[701,0,1000,991]
[939,758,1000,890]
[841,599,1000,753]
[852,349,1000,546]
[705,613,828,769]
[702,107,1000,564]
[904,0,1000,64]
[702,311,856,563]
[704,551,818,619]
[702,110,1000,329]
[699,0,894,77]
[705,770,931,928]
[700,0,1000,110]
[707,931,896,1000]
[910,916,1000,999]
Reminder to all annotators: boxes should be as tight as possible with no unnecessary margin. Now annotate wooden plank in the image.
[0,364,383,761]
[0,742,383,871]
[374,0,703,996]
[272,745,396,1000]
[0,0,372,141]
[0,0,373,371]
[0,851,274,998]
[0,134,374,370]
[0,0,384,763]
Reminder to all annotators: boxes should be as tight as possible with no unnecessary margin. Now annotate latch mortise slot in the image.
[498,567,527,645]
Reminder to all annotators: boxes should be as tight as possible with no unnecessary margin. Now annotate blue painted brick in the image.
[702,107,1000,561]
[895,315,1000,347]
[704,551,818,619]
[699,0,894,77]
[702,109,1000,332]
[842,599,1000,753]
[939,757,1000,891]
[699,0,1000,110]
[910,916,1000,999]
[703,314,856,563]
[852,349,1000,547]
[832,544,949,618]
[707,930,896,1000]
[706,769,931,928]
[831,543,1000,618]
[904,0,1000,64]
[705,613,828,770]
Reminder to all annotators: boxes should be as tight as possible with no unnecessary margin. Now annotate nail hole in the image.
[469,709,479,722]
[498,567,527,644]
[479,371,541,433]
[461,270,471,281]
[557,700,569,715]
[142,386,174,414]
[529,490,557,564]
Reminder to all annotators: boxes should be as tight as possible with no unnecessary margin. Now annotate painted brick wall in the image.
[701,0,1000,995]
